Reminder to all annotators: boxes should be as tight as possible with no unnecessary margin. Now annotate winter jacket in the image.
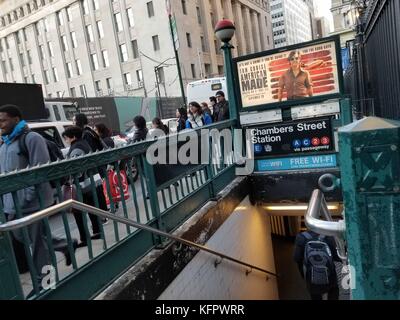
[0,128,53,215]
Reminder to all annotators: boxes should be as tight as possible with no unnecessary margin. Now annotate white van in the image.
[186,77,227,105]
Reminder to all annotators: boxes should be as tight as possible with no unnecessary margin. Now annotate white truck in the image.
[186,77,227,104]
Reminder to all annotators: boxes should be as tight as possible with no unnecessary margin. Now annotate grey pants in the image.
[7,212,51,283]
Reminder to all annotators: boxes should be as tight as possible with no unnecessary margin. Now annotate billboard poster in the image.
[236,39,340,108]
[249,118,334,158]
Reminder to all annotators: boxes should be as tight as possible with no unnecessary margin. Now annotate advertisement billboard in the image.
[234,37,342,110]
[249,117,334,158]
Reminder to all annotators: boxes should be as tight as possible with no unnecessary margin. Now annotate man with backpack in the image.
[0,104,52,289]
[293,230,341,300]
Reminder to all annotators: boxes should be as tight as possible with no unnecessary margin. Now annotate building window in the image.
[97,21,104,38]
[152,35,160,51]
[48,41,54,57]
[20,53,25,67]
[27,50,32,64]
[186,33,192,48]
[44,18,49,32]
[157,67,165,83]
[82,0,89,15]
[76,59,82,75]
[136,69,143,83]
[181,0,187,15]
[132,40,139,59]
[56,91,62,98]
[9,58,13,71]
[61,35,68,51]
[1,60,7,74]
[204,63,211,76]
[218,65,224,75]
[91,53,99,70]
[71,31,77,48]
[70,87,76,97]
[200,36,206,52]
[147,1,154,17]
[80,84,87,97]
[67,7,72,22]
[106,77,112,90]
[44,70,50,84]
[124,72,132,85]
[53,67,59,82]
[57,11,64,26]
[95,80,101,93]
[127,8,135,27]
[102,50,109,67]
[86,25,94,42]
[93,0,99,11]
[32,74,36,83]
[117,44,127,62]
[196,7,201,24]
[67,62,73,78]
[39,45,46,60]
[191,64,196,78]
[214,39,219,54]
[114,13,123,32]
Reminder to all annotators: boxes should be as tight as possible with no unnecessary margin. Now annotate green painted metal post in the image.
[340,98,353,126]
[339,117,400,299]
[221,42,239,123]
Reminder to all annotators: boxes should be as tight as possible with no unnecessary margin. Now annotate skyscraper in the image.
[0,0,273,98]
[270,0,313,48]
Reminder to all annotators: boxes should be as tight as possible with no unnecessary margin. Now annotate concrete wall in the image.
[158,197,278,300]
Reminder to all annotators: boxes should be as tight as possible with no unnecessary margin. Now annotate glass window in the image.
[96,21,104,38]
[61,35,68,51]
[76,59,82,75]
[147,1,154,17]
[71,31,77,48]
[91,53,99,70]
[124,72,132,85]
[102,50,109,67]
[120,43,128,62]
[152,35,160,51]
[132,40,139,59]
[127,8,135,27]
[86,25,94,42]
[67,62,73,78]
[114,13,123,32]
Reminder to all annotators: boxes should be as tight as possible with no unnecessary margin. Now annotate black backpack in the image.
[302,232,336,295]
[18,131,66,187]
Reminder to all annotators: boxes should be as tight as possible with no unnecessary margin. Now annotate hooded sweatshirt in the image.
[0,123,53,215]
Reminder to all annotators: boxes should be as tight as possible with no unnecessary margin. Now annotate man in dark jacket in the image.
[213,90,230,122]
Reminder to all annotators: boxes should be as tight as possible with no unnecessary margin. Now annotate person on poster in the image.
[278,50,313,101]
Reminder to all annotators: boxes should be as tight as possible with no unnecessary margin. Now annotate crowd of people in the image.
[0,89,230,294]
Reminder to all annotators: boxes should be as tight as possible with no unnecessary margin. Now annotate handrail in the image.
[305,189,347,261]
[0,200,278,279]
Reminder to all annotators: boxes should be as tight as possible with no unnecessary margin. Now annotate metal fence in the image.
[0,120,237,300]
[345,0,400,120]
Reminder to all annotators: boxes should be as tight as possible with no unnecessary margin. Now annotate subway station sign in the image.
[250,118,333,157]
[257,154,337,172]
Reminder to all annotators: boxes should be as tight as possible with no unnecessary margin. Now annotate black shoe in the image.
[76,241,87,248]
[91,233,102,240]
[62,239,78,266]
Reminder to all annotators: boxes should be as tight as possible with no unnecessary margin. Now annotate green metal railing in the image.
[0,120,237,300]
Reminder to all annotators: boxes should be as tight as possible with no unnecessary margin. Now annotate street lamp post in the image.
[215,19,239,123]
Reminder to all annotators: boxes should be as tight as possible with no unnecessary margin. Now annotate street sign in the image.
[170,15,180,50]
[256,154,337,172]
[250,117,334,157]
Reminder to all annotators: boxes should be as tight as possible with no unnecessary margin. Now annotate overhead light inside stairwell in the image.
[264,205,339,211]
